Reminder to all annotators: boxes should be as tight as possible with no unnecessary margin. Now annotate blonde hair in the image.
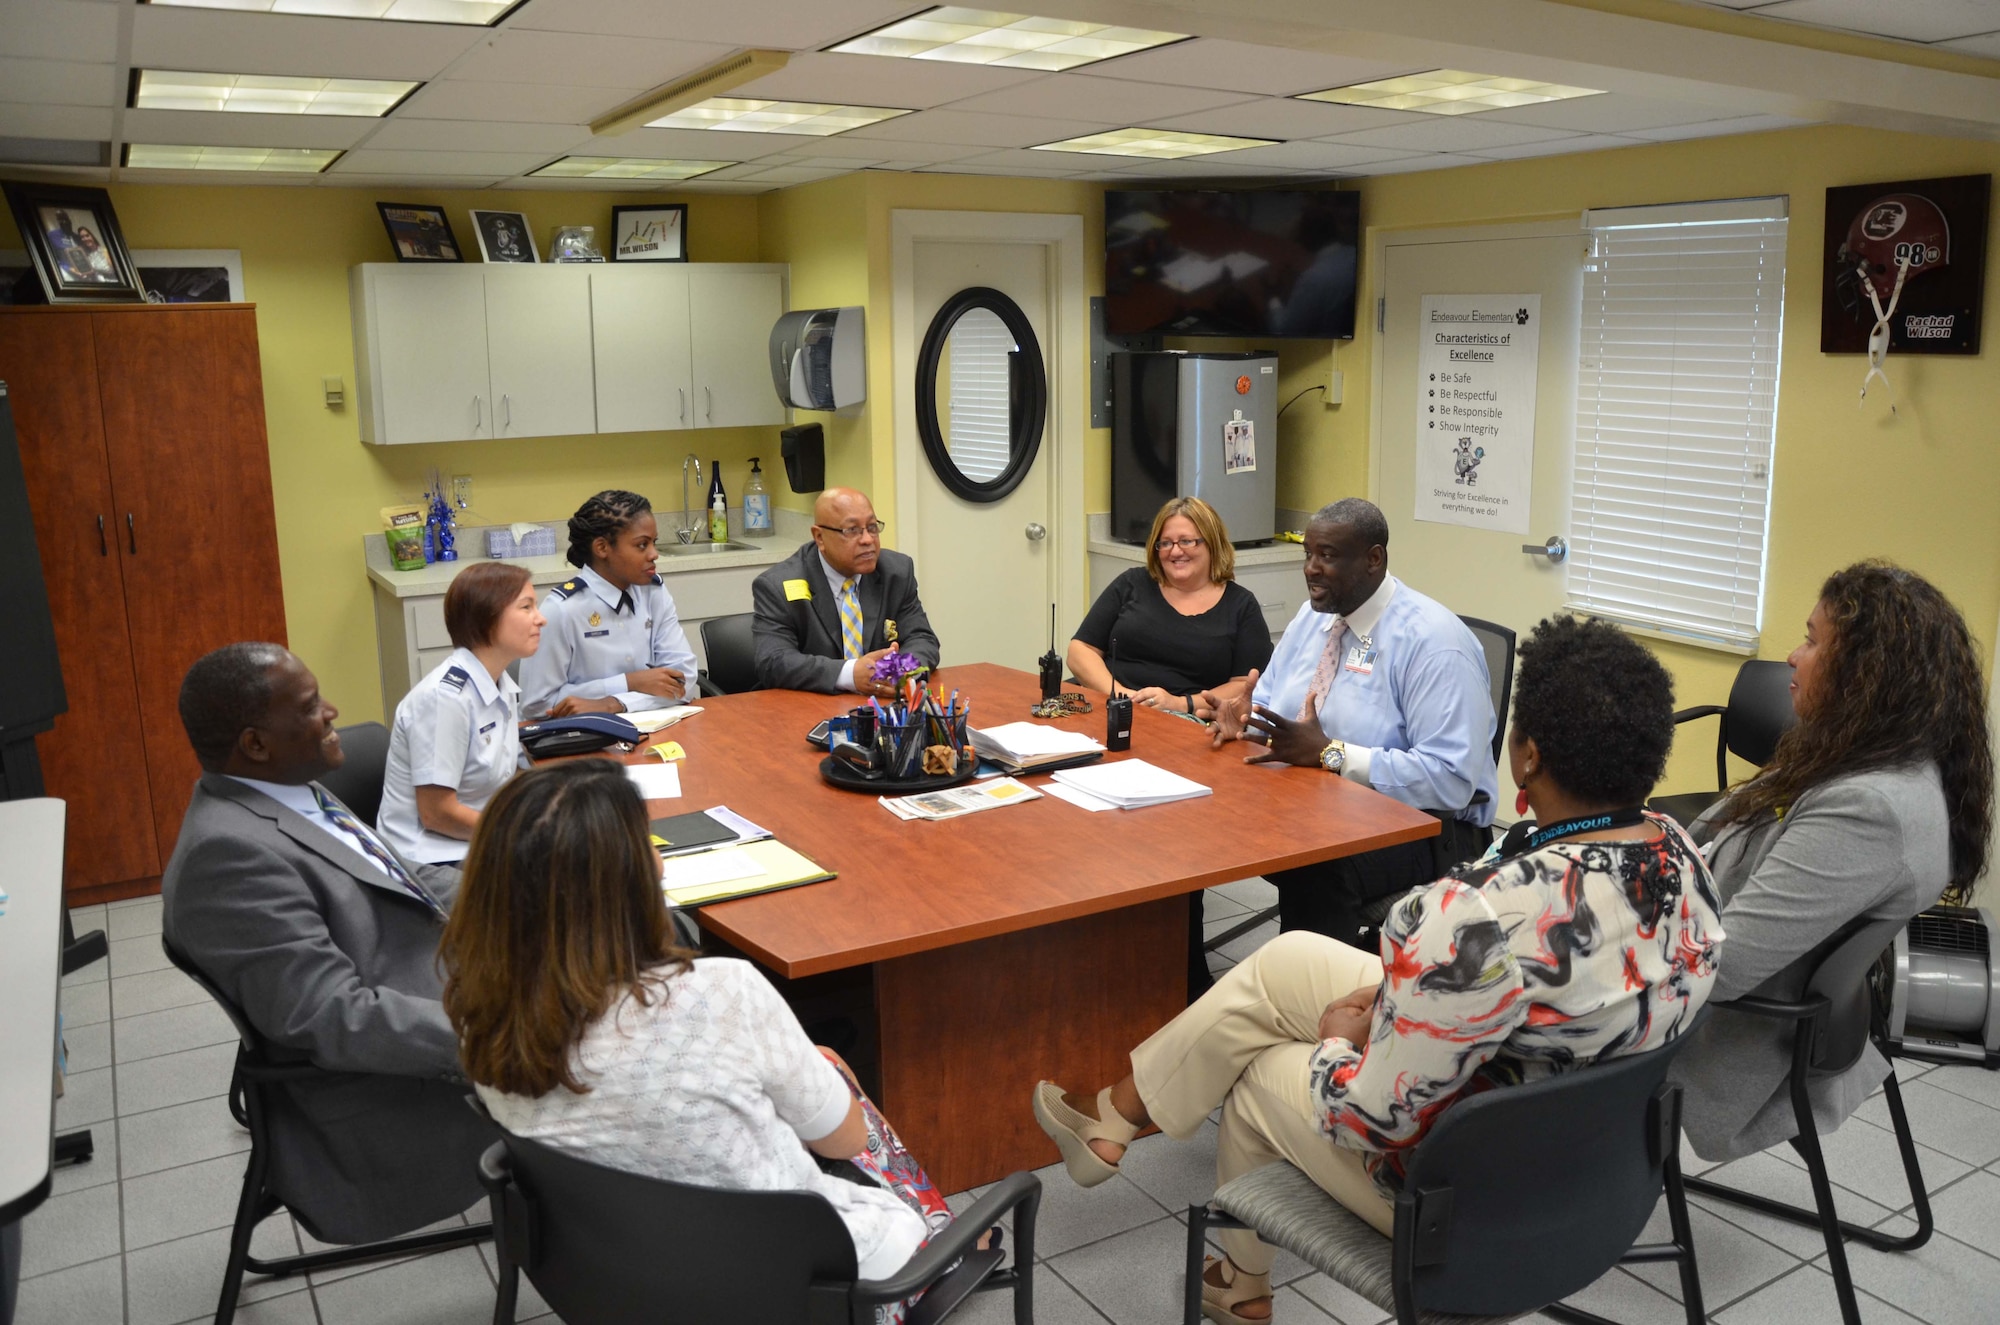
[1143,496,1234,585]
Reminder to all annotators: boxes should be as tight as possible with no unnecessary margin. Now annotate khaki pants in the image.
[1129,930,1391,1276]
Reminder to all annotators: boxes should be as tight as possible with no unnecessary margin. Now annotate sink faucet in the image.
[679,455,703,544]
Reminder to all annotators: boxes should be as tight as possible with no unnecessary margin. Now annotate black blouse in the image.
[1072,567,1274,697]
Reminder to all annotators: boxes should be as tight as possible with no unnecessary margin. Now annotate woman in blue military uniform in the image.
[378,560,543,865]
[521,490,698,718]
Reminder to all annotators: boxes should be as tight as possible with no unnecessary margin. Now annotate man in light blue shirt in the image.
[1213,498,1497,944]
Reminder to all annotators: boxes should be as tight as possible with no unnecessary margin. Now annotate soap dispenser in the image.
[707,459,728,543]
[743,457,773,537]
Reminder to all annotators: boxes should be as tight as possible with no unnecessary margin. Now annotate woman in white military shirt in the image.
[378,561,543,865]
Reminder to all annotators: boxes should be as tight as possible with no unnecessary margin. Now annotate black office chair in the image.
[699,612,761,697]
[316,721,391,829]
[1682,916,1930,1325]
[1649,659,1794,829]
[1186,1012,1709,1325]
[160,937,492,1325]
[479,1128,1041,1325]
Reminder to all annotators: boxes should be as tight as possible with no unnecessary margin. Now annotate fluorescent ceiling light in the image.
[124,143,342,172]
[590,49,790,137]
[1032,128,1275,159]
[143,0,515,26]
[133,70,418,117]
[530,157,733,180]
[1300,69,1604,116]
[831,7,1185,72]
[646,98,911,136]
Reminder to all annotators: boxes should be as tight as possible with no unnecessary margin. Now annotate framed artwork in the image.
[610,204,687,262]
[1,182,144,303]
[1821,173,1989,355]
[469,209,538,264]
[0,248,242,305]
[376,203,463,263]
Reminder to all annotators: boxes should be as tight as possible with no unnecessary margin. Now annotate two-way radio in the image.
[1037,603,1063,701]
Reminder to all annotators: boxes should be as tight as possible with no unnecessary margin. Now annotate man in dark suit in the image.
[750,487,940,695]
[160,643,489,1245]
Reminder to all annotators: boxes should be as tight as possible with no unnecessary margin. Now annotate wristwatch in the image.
[1319,739,1347,774]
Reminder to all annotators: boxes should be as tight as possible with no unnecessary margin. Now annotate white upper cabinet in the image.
[351,265,491,445]
[690,266,787,429]
[485,265,596,440]
[592,265,693,435]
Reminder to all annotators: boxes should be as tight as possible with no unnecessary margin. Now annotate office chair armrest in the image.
[477,1140,510,1189]
[1711,992,1830,1022]
[851,1170,1041,1305]
[234,1058,336,1084]
[1671,705,1726,725]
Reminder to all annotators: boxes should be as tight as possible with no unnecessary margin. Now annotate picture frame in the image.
[468,209,538,264]
[1,181,144,304]
[0,248,243,306]
[376,202,463,263]
[610,204,687,262]
[1820,173,1989,355]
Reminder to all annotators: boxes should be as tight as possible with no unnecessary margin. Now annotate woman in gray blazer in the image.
[1672,561,1994,1161]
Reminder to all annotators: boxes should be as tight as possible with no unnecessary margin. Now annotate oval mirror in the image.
[915,286,1046,503]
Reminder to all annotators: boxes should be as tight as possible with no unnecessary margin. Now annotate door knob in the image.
[1025,523,1047,541]
[1521,535,1568,564]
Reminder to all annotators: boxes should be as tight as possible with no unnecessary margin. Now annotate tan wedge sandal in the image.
[1200,1255,1273,1325]
[1030,1082,1139,1188]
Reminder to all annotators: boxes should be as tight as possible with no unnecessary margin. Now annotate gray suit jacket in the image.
[160,773,490,1242]
[1670,762,1949,1161]
[749,541,940,693]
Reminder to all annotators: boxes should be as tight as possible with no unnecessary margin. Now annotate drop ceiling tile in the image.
[0,0,121,62]
[1198,139,1425,170]
[0,103,114,138]
[1106,158,1317,180]
[1480,93,1739,134]
[332,147,557,174]
[317,173,501,189]
[1751,0,2000,42]
[361,119,592,152]
[398,80,633,124]
[614,125,801,159]
[502,173,705,189]
[443,30,738,89]
[1624,112,1811,140]
[1153,96,1422,141]
[1937,31,2000,56]
[741,164,860,184]
[941,74,1257,122]
[843,108,1108,148]
[765,154,887,170]
[131,7,484,81]
[729,52,1045,110]
[1327,118,1583,152]
[1464,133,1649,160]
[512,0,917,50]
[0,58,118,107]
[1355,153,1491,175]
[675,180,779,193]
[769,136,986,163]
[1074,38,1423,97]
[122,108,375,148]
[917,160,1091,179]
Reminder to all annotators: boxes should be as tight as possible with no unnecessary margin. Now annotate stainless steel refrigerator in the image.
[1110,350,1278,545]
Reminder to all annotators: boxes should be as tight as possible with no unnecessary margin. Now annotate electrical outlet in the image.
[452,475,473,510]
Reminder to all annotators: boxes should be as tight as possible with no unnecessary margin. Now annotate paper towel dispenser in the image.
[769,306,865,411]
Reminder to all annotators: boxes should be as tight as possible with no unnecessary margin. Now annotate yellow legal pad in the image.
[661,838,836,907]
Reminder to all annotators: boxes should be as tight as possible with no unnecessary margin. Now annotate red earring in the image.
[1515,787,1531,817]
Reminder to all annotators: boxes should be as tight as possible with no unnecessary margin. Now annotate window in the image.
[944,307,1016,482]
[1569,197,1788,653]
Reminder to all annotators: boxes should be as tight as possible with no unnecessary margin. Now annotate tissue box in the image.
[486,524,558,559]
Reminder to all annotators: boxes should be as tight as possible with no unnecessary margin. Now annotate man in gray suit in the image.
[750,487,940,695]
[161,643,489,1244]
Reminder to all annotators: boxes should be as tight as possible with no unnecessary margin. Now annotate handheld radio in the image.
[1037,603,1062,701]
[1105,638,1134,752]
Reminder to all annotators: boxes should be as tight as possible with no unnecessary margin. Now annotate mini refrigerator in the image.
[1110,350,1278,546]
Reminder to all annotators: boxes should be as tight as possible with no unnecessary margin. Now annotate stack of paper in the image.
[660,838,835,907]
[968,722,1104,773]
[627,705,703,734]
[624,761,682,800]
[1047,759,1212,811]
[880,777,1041,821]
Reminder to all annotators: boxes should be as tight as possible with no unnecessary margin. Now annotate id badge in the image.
[1343,644,1376,675]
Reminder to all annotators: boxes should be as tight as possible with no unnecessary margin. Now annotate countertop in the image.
[1086,512,1306,568]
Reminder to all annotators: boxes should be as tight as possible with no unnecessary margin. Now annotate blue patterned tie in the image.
[311,785,444,919]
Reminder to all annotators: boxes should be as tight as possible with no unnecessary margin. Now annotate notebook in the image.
[649,811,738,858]
[660,839,836,907]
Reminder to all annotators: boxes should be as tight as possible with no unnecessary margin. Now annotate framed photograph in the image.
[1821,173,1989,355]
[610,204,687,262]
[468,209,538,264]
[1,182,144,303]
[376,203,463,263]
[0,248,242,306]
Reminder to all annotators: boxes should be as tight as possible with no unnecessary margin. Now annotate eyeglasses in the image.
[816,520,886,539]
[1155,537,1206,553]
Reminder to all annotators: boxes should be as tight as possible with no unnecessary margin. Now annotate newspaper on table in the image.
[879,776,1041,821]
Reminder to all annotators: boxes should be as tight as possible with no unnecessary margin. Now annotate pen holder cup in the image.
[874,719,930,781]
[845,707,878,747]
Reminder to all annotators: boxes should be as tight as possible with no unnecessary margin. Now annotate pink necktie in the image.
[1298,616,1344,721]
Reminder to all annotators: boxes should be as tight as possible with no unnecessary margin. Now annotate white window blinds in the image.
[945,310,1016,483]
[1570,197,1788,653]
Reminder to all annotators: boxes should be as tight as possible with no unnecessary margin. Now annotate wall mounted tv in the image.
[1104,189,1359,340]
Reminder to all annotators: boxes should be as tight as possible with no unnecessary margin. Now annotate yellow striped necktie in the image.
[839,577,864,660]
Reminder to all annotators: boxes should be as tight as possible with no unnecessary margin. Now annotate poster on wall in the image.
[1821,173,1989,355]
[1414,294,1539,536]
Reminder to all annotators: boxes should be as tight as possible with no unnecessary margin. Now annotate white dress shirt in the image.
[226,775,396,881]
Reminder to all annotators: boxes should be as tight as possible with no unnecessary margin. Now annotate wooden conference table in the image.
[626,663,1437,1192]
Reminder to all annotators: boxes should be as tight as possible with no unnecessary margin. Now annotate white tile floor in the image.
[19,884,2000,1324]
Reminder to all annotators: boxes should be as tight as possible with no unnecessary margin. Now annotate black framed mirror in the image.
[915,286,1047,503]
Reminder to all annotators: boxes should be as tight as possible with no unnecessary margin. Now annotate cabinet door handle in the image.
[704,386,712,422]
[126,512,136,554]
[97,515,107,556]
[678,388,686,423]
[502,394,512,431]
[473,395,484,434]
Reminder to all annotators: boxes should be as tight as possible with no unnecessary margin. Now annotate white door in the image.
[484,266,597,439]
[591,265,693,434]
[1374,223,1584,810]
[364,266,490,444]
[689,267,785,428]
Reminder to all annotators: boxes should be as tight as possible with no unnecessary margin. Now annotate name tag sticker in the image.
[1343,645,1376,675]
[784,578,813,602]
[584,628,611,638]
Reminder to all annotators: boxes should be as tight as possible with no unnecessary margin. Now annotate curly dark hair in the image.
[1511,616,1676,807]
[565,489,653,568]
[1711,562,1992,903]
[178,642,290,770]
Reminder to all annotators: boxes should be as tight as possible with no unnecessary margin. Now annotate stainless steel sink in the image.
[662,540,760,556]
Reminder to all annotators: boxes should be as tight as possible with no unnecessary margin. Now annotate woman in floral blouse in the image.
[1032,616,1724,1324]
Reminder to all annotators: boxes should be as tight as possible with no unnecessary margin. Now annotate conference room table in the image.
[625,663,1438,1193]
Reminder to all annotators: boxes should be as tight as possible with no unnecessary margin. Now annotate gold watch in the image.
[1319,739,1347,773]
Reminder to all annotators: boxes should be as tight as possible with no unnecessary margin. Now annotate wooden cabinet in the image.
[0,304,286,903]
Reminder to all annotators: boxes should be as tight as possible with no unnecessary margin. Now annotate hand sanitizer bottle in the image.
[743,457,773,537]
[709,491,729,543]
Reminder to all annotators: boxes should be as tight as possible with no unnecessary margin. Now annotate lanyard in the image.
[1498,805,1649,858]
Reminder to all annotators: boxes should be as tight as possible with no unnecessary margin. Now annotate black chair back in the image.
[1724,660,1795,767]
[1393,1014,1705,1316]
[317,721,391,829]
[162,933,265,1050]
[1456,615,1515,764]
[1807,915,1907,1077]
[701,612,761,696]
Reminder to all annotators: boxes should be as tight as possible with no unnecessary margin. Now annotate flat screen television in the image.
[1104,189,1359,340]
